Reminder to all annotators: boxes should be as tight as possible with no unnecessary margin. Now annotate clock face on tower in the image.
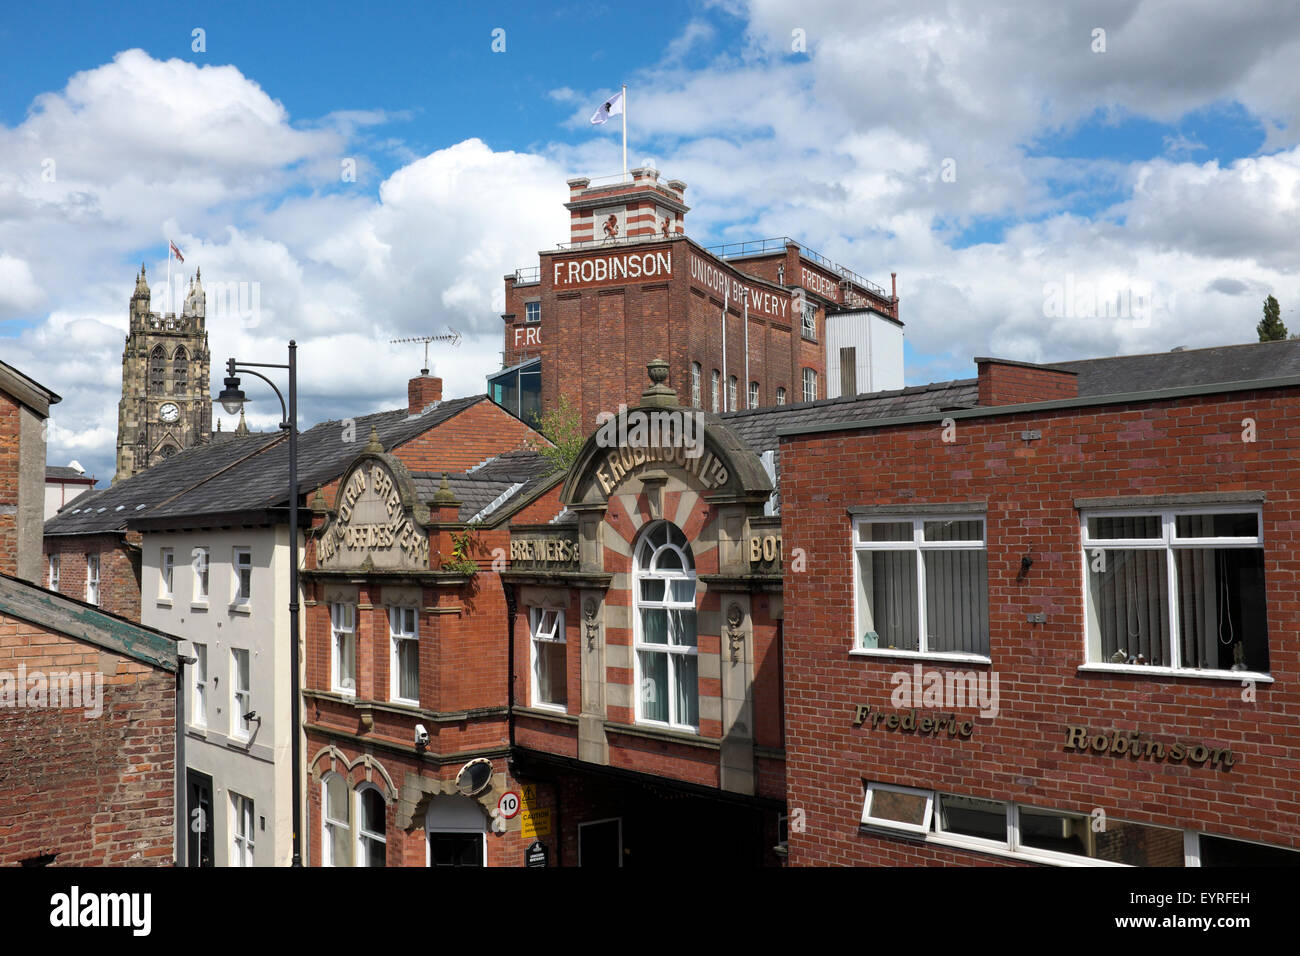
[159,402,180,423]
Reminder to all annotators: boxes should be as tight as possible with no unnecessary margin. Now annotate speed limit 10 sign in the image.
[498,791,521,819]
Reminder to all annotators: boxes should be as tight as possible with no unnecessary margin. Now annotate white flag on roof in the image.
[590,91,624,125]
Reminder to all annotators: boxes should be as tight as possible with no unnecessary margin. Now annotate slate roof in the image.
[0,572,178,671]
[718,379,978,456]
[140,396,487,521]
[412,449,560,523]
[44,433,279,535]
[46,465,95,481]
[1047,338,1300,396]
[43,395,500,535]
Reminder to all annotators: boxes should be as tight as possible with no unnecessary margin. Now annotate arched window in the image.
[634,521,698,730]
[426,796,487,867]
[690,362,702,408]
[776,386,787,405]
[748,381,759,408]
[710,370,720,413]
[321,772,351,866]
[149,346,166,394]
[727,376,738,411]
[356,785,387,867]
[173,346,188,392]
[802,368,818,402]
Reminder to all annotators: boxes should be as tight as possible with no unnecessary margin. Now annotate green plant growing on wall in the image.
[442,523,482,574]
[533,394,586,475]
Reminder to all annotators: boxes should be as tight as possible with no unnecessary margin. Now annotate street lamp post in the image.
[217,341,303,867]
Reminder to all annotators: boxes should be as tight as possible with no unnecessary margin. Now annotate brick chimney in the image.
[975,358,1078,407]
[408,374,443,414]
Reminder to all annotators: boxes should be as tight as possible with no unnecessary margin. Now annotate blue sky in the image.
[3,0,1300,482]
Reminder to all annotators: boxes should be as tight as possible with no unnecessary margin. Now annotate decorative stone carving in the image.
[726,602,745,663]
[583,598,599,650]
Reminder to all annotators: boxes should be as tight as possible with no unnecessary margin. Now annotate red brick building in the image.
[0,574,179,866]
[301,416,564,866]
[1,359,180,867]
[778,344,1300,866]
[493,167,900,428]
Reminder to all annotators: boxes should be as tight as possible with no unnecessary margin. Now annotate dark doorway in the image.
[579,818,623,867]
[186,770,214,867]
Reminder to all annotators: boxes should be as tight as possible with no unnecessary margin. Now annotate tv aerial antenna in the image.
[390,328,462,374]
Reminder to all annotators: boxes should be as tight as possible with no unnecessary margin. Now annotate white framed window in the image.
[160,547,174,599]
[389,606,419,705]
[525,301,541,323]
[230,791,254,867]
[233,547,252,605]
[85,553,100,605]
[425,796,487,867]
[191,643,208,728]
[727,375,738,411]
[530,607,567,710]
[690,362,702,408]
[776,387,787,406]
[322,772,351,867]
[861,782,932,835]
[801,302,817,341]
[748,381,759,409]
[231,647,252,739]
[1081,506,1268,675]
[710,370,720,413]
[801,368,817,402]
[852,515,989,658]
[356,785,387,867]
[48,554,59,590]
[331,603,357,694]
[633,521,698,731]
[192,546,209,602]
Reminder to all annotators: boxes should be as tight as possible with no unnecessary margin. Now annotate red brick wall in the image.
[42,532,142,622]
[0,613,175,865]
[505,243,828,428]
[394,400,544,473]
[781,386,1300,866]
[977,359,1079,406]
[0,394,19,579]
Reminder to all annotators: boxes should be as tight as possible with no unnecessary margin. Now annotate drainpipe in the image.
[504,582,517,751]
[175,654,195,866]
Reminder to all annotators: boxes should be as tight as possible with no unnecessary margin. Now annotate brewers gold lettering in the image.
[509,538,578,565]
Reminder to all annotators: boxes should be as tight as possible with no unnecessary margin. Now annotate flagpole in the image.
[166,241,172,316]
[621,84,627,178]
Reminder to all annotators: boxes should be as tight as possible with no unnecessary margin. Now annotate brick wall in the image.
[781,386,1300,866]
[0,613,175,865]
[43,532,142,622]
[0,394,18,579]
[976,358,1079,406]
[506,242,830,428]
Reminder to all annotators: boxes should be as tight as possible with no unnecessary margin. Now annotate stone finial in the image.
[641,358,678,408]
[309,485,328,513]
[363,426,384,454]
[236,409,249,436]
[432,473,458,505]
[134,264,150,298]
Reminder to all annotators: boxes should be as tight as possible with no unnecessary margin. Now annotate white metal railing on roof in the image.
[704,236,889,299]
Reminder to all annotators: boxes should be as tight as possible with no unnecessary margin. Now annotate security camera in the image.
[414,724,429,748]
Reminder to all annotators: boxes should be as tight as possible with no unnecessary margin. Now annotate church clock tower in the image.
[114,265,212,483]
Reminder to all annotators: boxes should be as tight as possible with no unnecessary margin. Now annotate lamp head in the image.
[218,374,247,415]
